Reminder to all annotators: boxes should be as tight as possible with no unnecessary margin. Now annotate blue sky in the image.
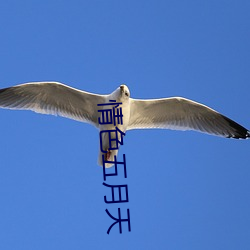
[0,1,249,249]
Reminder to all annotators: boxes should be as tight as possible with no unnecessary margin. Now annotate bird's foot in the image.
[105,150,111,161]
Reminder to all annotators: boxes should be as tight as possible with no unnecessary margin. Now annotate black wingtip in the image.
[222,115,250,139]
[247,131,250,138]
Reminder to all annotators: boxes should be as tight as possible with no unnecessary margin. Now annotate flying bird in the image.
[0,82,249,167]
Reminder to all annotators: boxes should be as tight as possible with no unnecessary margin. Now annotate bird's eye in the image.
[125,92,129,97]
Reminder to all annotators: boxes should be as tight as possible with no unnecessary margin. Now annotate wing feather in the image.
[128,97,249,139]
[0,82,106,127]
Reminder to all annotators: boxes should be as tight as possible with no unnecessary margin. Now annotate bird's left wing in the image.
[0,82,106,127]
[128,97,249,139]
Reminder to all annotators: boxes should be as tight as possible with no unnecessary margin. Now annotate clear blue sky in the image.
[0,1,249,249]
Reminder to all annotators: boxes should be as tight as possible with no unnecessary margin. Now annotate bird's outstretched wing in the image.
[0,82,106,127]
[128,97,249,139]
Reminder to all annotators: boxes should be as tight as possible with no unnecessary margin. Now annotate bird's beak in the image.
[120,85,124,93]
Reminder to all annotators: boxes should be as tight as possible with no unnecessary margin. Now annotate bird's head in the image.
[119,84,130,99]
[110,84,130,101]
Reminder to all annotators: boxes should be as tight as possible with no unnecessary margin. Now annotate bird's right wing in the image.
[128,97,249,139]
[0,82,107,127]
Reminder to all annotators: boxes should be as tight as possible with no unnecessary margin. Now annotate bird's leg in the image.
[105,149,111,161]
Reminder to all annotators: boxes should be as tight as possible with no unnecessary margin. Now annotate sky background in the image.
[0,1,249,249]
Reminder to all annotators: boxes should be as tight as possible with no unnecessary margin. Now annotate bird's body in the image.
[0,82,249,167]
[97,85,131,167]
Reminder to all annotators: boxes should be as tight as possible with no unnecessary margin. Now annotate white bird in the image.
[0,82,249,167]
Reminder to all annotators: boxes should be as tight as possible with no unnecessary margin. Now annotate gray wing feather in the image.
[128,97,249,139]
[0,82,106,127]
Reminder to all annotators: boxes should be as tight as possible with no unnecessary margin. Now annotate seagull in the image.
[0,82,249,167]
